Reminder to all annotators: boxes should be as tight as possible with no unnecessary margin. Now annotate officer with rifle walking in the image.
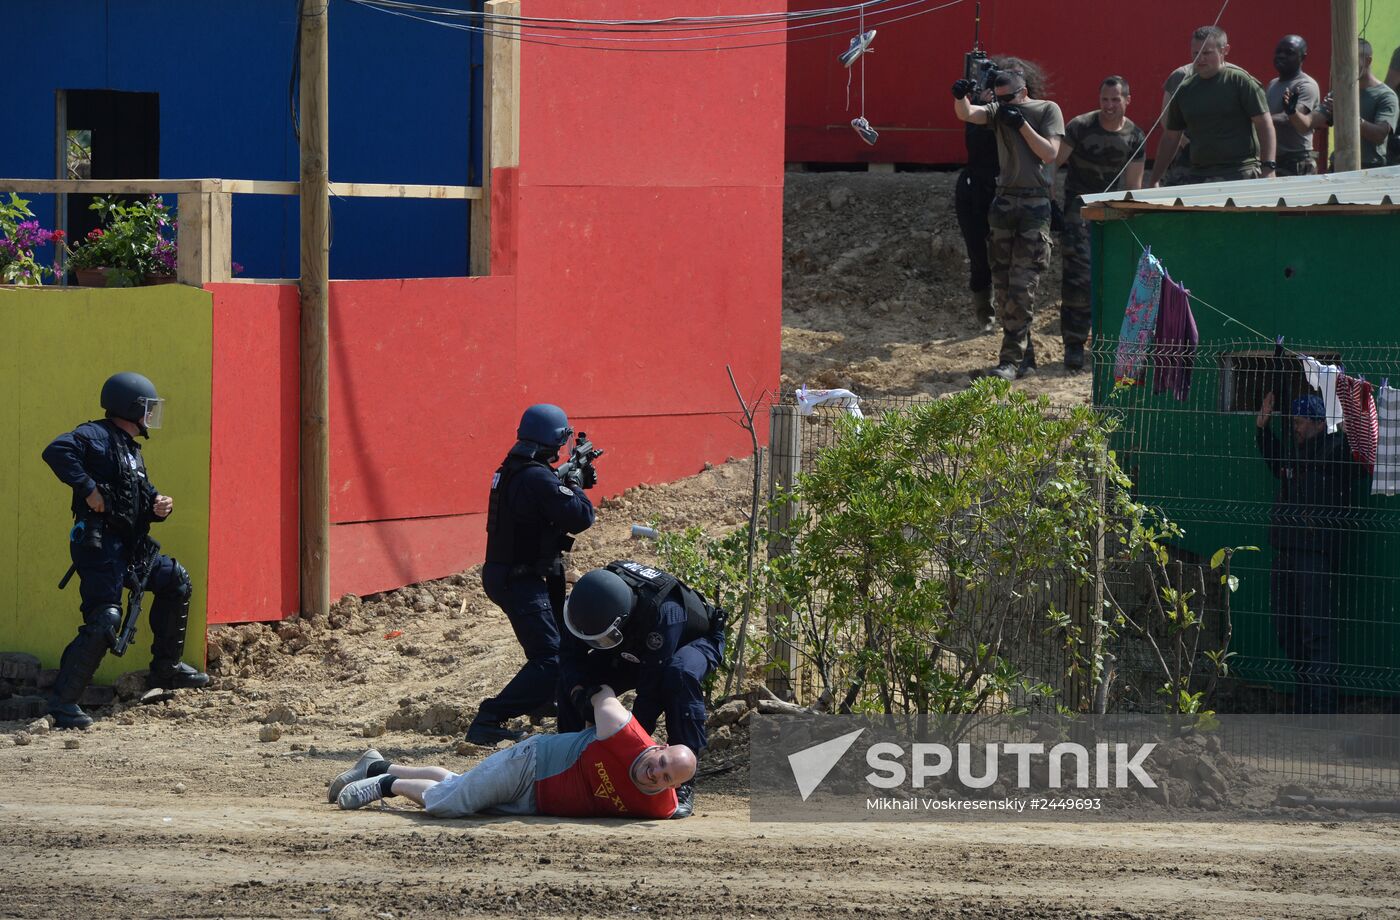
[41,372,208,729]
[557,560,728,818]
[467,404,599,746]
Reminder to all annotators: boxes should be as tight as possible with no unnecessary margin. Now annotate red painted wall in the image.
[785,0,1333,164]
[207,2,784,622]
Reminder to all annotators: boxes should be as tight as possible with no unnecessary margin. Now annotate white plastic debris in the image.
[795,385,864,420]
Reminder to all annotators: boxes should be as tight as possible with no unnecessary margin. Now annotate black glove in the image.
[570,685,595,726]
[560,466,583,490]
[998,104,1025,129]
[579,465,598,490]
[951,78,977,100]
[1282,86,1299,115]
[708,606,729,643]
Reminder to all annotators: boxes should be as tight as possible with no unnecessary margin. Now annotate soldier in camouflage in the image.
[1055,76,1146,371]
[953,61,1064,380]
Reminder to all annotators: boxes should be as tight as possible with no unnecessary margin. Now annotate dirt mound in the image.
[783,170,1092,406]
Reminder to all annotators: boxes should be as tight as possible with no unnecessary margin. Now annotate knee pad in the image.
[169,559,193,601]
[82,605,123,645]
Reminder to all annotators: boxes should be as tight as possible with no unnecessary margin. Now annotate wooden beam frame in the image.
[470,0,520,276]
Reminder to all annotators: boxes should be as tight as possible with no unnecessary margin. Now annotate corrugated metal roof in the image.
[1081,164,1400,212]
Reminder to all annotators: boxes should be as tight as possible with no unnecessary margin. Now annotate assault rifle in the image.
[111,537,160,657]
[556,431,604,490]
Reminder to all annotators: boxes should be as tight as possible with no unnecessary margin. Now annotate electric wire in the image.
[350,0,907,29]
[345,0,966,53]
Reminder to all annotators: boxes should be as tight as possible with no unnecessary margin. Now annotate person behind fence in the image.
[329,684,693,819]
[40,372,209,730]
[1148,26,1277,186]
[952,59,1064,381]
[953,72,1000,333]
[467,404,596,747]
[555,561,727,819]
[1267,35,1322,176]
[1054,75,1145,373]
[1255,392,1359,715]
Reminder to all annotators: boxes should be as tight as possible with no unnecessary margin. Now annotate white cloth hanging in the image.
[796,385,864,420]
[1299,356,1343,434]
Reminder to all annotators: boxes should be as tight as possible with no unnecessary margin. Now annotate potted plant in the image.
[65,195,178,287]
[0,192,64,285]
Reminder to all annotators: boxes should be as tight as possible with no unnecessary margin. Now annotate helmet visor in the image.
[563,599,626,650]
[139,396,166,430]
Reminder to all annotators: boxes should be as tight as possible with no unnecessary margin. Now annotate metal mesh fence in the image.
[764,344,1400,786]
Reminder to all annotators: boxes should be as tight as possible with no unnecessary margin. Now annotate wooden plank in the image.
[208,192,232,283]
[175,193,207,286]
[328,181,479,200]
[299,0,332,620]
[471,0,520,276]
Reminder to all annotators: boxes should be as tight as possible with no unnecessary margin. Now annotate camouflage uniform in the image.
[988,190,1052,366]
[1060,112,1146,348]
[985,98,1065,369]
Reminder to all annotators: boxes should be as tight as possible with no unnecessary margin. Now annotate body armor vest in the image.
[606,560,713,649]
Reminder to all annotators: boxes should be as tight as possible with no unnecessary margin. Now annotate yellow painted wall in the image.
[0,285,211,683]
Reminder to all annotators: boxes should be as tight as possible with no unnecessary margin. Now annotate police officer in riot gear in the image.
[468,404,597,746]
[558,561,728,818]
[41,372,209,729]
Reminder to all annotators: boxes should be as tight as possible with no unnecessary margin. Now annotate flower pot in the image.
[143,273,177,286]
[72,267,114,288]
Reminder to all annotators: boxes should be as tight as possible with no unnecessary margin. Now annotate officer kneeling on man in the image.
[41,373,209,729]
[557,561,727,819]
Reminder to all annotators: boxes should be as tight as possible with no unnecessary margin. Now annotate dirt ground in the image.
[4,173,1398,920]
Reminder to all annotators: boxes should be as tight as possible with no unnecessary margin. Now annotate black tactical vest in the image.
[606,560,713,647]
[484,454,566,570]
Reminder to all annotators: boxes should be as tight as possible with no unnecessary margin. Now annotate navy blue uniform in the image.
[478,456,595,724]
[557,568,725,754]
[1256,424,1358,714]
[42,420,195,707]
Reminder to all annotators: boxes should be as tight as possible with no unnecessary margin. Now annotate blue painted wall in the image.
[5,0,482,279]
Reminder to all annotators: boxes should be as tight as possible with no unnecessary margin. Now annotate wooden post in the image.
[765,405,802,701]
[299,1,331,620]
[175,192,232,286]
[1331,0,1361,172]
[470,0,520,276]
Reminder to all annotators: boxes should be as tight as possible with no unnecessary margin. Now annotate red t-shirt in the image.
[534,716,678,819]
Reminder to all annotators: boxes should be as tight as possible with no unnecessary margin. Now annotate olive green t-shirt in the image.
[1062,112,1147,200]
[985,99,1065,191]
[1166,66,1268,173]
[1360,82,1399,168]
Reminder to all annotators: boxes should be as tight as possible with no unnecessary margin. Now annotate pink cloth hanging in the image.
[1337,374,1378,473]
[1151,271,1198,401]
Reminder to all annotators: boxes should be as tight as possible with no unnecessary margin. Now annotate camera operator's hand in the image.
[951,78,977,100]
[998,104,1025,129]
[85,488,106,514]
[580,465,598,490]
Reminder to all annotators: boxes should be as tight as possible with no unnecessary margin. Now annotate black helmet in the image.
[101,372,165,434]
[516,403,572,449]
[564,568,637,650]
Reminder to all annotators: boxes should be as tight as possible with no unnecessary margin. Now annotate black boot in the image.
[147,565,209,690]
[48,609,118,730]
[1063,342,1086,372]
[466,717,528,746]
[671,781,695,819]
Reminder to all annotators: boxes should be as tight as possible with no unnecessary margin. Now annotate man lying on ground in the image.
[328,684,695,820]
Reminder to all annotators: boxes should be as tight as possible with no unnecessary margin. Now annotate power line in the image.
[345,0,967,53]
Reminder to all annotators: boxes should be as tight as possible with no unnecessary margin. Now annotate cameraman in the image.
[953,61,1063,381]
[468,404,596,747]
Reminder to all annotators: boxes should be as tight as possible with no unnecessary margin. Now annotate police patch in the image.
[559,485,574,495]
[645,631,664,651]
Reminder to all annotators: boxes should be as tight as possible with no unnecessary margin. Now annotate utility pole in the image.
[299,0,331,619]
[1331,0,1361,172]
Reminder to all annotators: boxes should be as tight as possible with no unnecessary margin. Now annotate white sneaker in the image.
[337,776,387,810]
[839,30,876,68]
[327,748,383,803]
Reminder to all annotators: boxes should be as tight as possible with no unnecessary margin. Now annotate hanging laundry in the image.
[1113,247,1164,385]
[1336,374,1378,473]
[1375,382,1400,497]
[1299,355,1343,434]
[1150,270,1198,401]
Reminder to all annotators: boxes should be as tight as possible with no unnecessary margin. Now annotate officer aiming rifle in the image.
[555,431,603,492]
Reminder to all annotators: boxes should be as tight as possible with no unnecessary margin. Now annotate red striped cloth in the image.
[1337,374,1378,473]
